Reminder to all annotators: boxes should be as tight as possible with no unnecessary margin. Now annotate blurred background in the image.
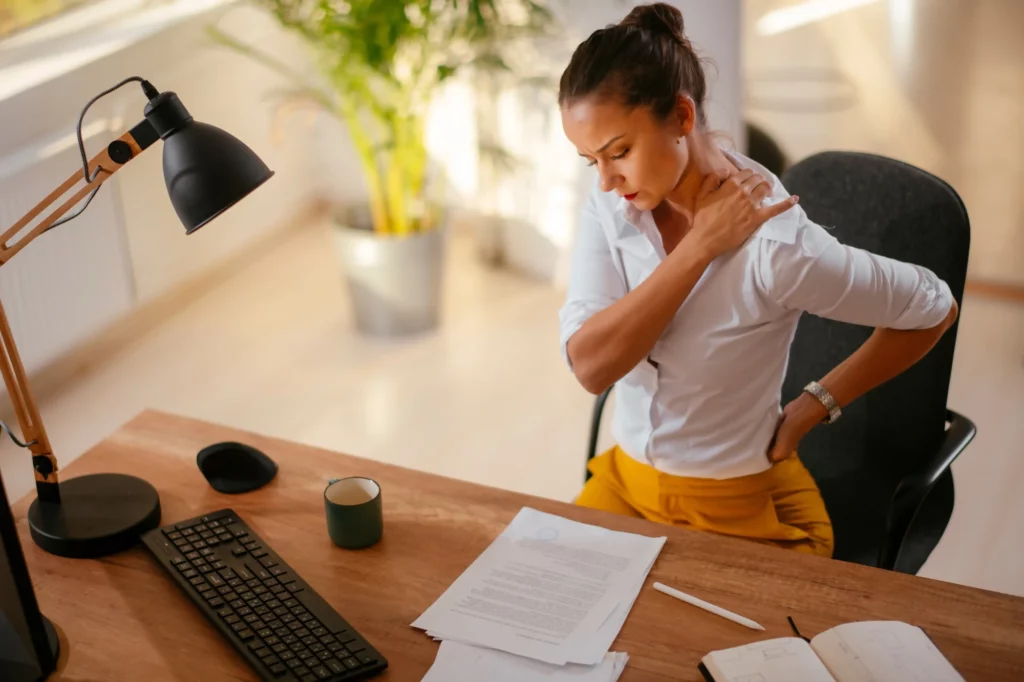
[0,0,1020,596]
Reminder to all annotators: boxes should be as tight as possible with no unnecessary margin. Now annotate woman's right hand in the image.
[688,168,800,260]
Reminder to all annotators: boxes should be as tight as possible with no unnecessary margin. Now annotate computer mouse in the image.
[197,441,278,494]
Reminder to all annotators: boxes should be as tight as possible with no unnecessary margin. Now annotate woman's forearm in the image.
[789,300,960,425]
[567,238,713,394]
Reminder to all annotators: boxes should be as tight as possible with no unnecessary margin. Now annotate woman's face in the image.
[561,95,691,212]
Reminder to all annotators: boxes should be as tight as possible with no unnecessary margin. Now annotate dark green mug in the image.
[324,477,383,549]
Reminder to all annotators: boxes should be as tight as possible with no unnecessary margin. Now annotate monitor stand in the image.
[0,613,59,682]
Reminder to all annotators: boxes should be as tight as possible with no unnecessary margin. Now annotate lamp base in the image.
[28,473,161,558]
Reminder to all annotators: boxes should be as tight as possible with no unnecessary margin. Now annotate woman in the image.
[558,3,958,557]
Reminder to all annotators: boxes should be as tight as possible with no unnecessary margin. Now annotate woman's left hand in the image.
[766,394,829,463]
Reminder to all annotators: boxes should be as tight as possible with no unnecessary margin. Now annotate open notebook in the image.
[699,620,965,682]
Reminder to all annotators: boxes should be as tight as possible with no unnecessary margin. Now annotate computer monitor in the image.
[0,467,58,681]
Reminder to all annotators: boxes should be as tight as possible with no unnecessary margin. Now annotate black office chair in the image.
[584,152,976,574]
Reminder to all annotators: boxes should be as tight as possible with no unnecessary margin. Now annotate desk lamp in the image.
[1,77,273,558]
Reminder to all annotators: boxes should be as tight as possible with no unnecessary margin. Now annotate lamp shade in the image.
[163,121,275,233]
[144,91,274,234]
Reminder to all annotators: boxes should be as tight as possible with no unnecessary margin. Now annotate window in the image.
[0,0,95,39]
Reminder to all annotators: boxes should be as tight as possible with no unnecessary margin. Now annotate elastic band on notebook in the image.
[788,616,810,643]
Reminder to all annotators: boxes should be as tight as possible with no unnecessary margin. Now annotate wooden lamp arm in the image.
[0,120,159,503]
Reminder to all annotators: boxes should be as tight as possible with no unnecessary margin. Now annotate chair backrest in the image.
[780,152,969,563]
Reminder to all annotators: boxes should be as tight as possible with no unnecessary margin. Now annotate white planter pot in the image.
[331,211,446,337]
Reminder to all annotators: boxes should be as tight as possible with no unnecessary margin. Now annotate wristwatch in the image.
[803,381,841,424]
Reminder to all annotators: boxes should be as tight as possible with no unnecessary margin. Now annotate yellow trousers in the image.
[577,446,834,557]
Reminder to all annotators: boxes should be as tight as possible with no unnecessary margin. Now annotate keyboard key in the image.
[211,561,226,570]
[317,650,332,662]
[256,606,272,616]
[243,614,261,624]
[282,614,297,625]
[253,647,270,659]
[280,651,296,662]
[217,606,233,618]
[301,676,317,682]
[195,524,209,533]
[237,567,255,581]
[313,666,332,680]
[260,557,279,568]
[232,527,248,537]
[208,520,221,528]
[311,627,328,638]
[230,600,246,610]
[232,547,247,557]
[208,574,226,588]
[261,654,280,666]
[185,550,199,560]
[253,586,269,596]
[284,599,299,609]
[238,629,255,641]
[298,613,314,623]
[264,577,280,587]
[219,568,237,580]
[342,657,360,670]
[247,578,262,589]
[355,651,376,666]
[271,585,287,595]
[253,549,268,559]
[255,568,272,581]
[302,635,318,646]
[182,569,198,579]
[200,548,215,557]
[290,642,307,653]
[270,566,287,576]
[171,555,186,564]
[217,585,233,595]
[208,597,225,608]
[199,565,214,574]
[236,606,253,617]
[310,643,325,654]
[217,533,232,543]
[269,663,287,676]
[248,641,265,652]
[193,557,207,566]
[265,635,281,647]
[286,583,304,594]
[271,643,288,654]
[231,622,247,633]
[327,642,344,653]
[326,659,345,674]
[273,606,289,617]
[291,662,307,673]
[167,531,183,540]
[189,576,206,587]
[224,615,241,625]
[248,599,262,609]
[257,628,273,639]
[336,632,356,644]
[243,541,259,550]
[200,530,215,539]
[192,540,207,550]
[319,635,336,645]
[295,628,311,638]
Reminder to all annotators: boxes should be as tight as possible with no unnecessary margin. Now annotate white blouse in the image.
[559,150,954,479]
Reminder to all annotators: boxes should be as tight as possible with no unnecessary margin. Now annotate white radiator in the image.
[0,119,135,376]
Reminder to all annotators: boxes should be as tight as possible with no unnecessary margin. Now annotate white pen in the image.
[653,581,765,631]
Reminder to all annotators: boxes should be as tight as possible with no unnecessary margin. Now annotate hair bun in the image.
[620,2,686,44]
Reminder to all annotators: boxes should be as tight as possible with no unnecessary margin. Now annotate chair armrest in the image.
[879,409,977,570]
[585,387,613,481]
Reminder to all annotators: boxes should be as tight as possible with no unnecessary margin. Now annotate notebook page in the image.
[703,637,837,682]
[810,621,965,682]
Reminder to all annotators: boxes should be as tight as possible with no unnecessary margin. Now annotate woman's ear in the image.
[675,94,697,137]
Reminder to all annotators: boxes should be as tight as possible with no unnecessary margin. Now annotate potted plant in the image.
[210,0,553,335]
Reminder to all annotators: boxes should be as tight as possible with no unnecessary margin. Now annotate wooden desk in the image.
[12,411,1024,681]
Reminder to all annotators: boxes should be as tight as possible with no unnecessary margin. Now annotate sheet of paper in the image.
[811,621,966,682]
[704,638,836,682]
[421,640,629,682]
[413,507,666,664]
[567,546,662,665]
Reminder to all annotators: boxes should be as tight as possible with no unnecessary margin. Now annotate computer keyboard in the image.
[142,509,388,681]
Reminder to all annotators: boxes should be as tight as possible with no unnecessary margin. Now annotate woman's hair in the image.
[558,2,708,126]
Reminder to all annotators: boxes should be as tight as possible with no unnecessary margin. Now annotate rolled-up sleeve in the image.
[559,192,626,369]
[759,216,954,329]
